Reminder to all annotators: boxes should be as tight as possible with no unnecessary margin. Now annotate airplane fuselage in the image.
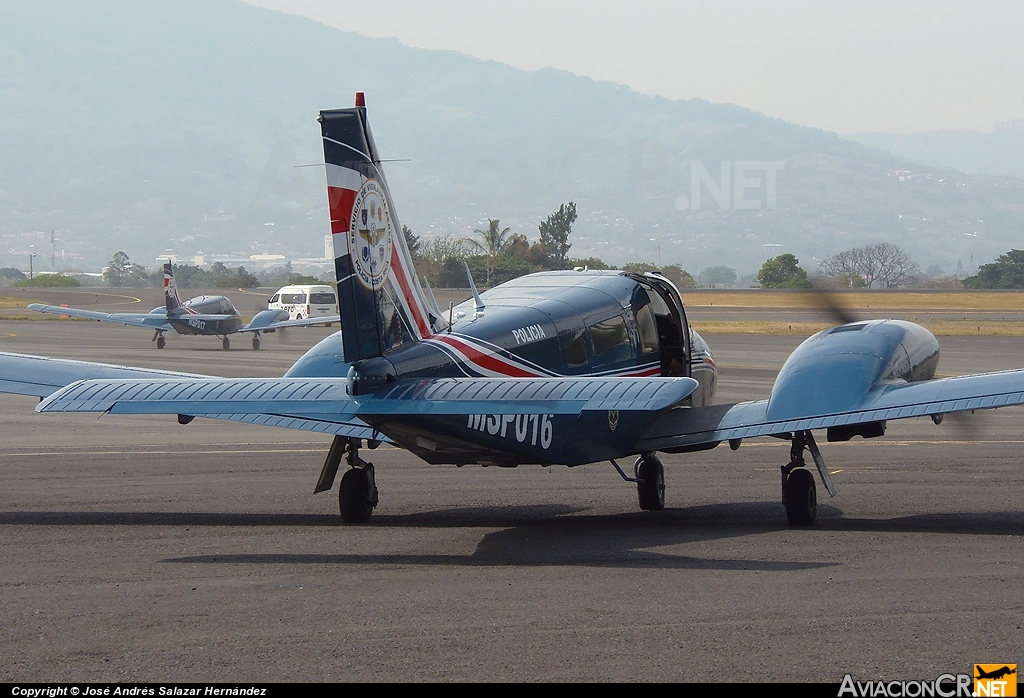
[167,295,243,336]
[288,270,716,466]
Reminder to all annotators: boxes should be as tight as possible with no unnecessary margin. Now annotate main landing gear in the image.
[252,332,261,350]
[314,436,380,523]
[221,336,230,350]
[781,430,837,526]
[636,452,666,510]
[153,330,166,349]
[610,452,666,511]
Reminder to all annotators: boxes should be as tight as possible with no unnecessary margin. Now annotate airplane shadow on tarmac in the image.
[5,503,1024,570]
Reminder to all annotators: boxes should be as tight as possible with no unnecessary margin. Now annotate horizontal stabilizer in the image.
[36,375,699,418]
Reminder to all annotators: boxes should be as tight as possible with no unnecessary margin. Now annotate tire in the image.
[156,336,166,349]
[222,337,230,350]
[252,336,261,350]
[783,468,817,526]
[636,454,665,511]
[339,468,374,523]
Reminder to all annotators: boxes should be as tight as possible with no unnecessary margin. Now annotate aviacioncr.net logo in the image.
[838,674,973,697]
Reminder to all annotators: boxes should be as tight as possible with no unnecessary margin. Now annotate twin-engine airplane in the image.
[4,94,1024,525]
[28,262,340,350]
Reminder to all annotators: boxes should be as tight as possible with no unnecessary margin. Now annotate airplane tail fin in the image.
[163,262,183,314]
[319,93,440,363]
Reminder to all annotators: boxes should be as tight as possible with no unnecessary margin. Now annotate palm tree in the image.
[469,218,511,285]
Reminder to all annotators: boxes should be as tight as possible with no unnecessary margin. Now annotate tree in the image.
[402,225,421,264]
[819,243,919,288]
[15,274,81,287]
[622,262,696,288]
[758,253,812,288]
[538,201,577,269]
[469,219,512,286]
[0,267,26,281]
[964,249,1024,289]
[699,265,737,288]
[103,251,132,287]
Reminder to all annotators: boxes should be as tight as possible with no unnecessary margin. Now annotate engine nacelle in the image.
[766,320,939,423]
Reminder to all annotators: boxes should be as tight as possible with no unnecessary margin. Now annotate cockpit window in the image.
[589,315,630,364]
[560,328,589,370]
[635,304,658,355]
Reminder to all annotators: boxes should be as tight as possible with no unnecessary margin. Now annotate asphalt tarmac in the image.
[1,321,1022,682]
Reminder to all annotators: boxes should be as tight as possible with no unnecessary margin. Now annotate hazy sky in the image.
[246,0,1024,134]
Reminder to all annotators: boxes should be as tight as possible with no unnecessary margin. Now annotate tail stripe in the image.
[388,246,432,338]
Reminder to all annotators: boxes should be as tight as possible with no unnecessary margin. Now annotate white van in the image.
[268,284,338,323]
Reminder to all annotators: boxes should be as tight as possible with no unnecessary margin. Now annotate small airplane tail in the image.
[319,93,440,363]
[163,262,183,314]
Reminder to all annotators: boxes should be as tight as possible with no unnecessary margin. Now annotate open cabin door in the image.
[625,273,692,378]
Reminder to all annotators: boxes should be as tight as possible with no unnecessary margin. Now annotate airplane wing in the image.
[0,351,209,397]
[0,352,380,441]
[28,304,172,331]
[636,369,1024,452]
[239,315,341,332]
[34,375,699,418]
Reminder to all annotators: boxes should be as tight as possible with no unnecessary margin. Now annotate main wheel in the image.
[221,337,230,350]
[252,336,261,350]
[636,454,665,511]
[156,336,166,349]
[783,468,817,526]
[339,468,375,523]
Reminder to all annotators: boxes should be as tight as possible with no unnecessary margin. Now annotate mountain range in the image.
[1,0,1022,278]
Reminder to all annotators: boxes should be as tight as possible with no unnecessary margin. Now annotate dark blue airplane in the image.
[28,262,339,350]
[3,94,1024,525]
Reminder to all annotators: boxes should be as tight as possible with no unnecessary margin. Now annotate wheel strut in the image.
[781,430,837,526]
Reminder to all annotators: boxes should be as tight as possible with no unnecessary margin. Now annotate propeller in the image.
[807,284,861,326]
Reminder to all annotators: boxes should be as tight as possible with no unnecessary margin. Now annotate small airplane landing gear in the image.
[156,336,166,349]
[252,334,261,350]
[635,452,665,511]
[781,430,836,526]
[221,336,230,350]
[315,436,380,523]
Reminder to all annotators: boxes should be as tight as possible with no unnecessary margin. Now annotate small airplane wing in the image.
[0,351,210,398]
[637,369,1024,451]
[34,375,699,419]
[0,352,380,441]
[28,304,172,331]
[239,314,341,332]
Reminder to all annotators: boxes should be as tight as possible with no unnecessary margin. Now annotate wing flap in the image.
[637,369,1024,451]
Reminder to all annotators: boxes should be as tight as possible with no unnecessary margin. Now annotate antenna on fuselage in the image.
[464,262,485,317]
[421,276,447,329]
